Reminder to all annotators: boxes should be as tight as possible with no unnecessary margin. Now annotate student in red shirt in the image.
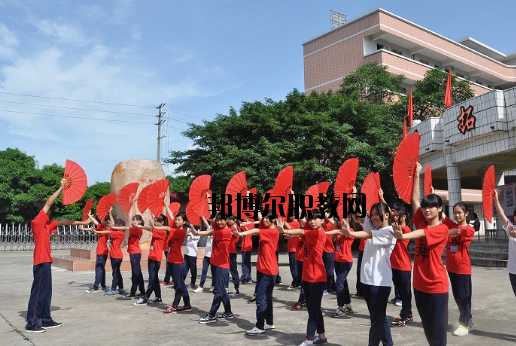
[322,218,336,294]
[232,213,281,334]
[110,214,146,298]
[84,214,111,293]
[163,212,192,313]
[279,209,328,346]
[392,162,449,346]
[289,218,309,310]
[25,179,88,333]
[389,203,413,327]
[104,210,126,296]
[286,216,301,290]
[442,201,475,336]
[192,213,234,324]
[325,216,356,318]
[227,216,240,295]
[134,212,172,306]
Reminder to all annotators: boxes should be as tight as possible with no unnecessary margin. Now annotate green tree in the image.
[411,68,475,119]
[166,87,404,203]
[339,62,404,103]
[166,175,193,193]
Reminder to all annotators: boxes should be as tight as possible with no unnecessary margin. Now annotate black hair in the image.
[307,209,323,220]
[472,213,478,219]
[115,218,126,226]
[420,194,443,209]
[103,215,110,222]
[33,199,46,215]
[392,203,410,220]
[132,215,144,226]
[453,201,469,214]
[370,202,392,225]
[154,214,168,226]
[214,212,225,220]
[513,208,516,217]
[175,212,188,222]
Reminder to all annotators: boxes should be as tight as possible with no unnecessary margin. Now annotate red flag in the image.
[445,69,452,108]
[402,117,407,138]
[408,90,413,126]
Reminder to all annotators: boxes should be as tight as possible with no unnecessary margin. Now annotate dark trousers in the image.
[240,251,252,281]
[414,289,448,346]
[228,253,240,288]
[275,251,282,283]
[182,254,198,286]
[510,273,516,298]
[209,265,232,316]
[297,261,305,303]
[110,258,123,291]
[129,253,145,295]
[362,284,393,346]
[172,262,190,307]
[94,254,107,289]
[163,255,171,284]
[356,250,364,295]
[26,262,53,328]
[303,281,326,341]
[255,271,276,329]
[288,252,299,285]
[335,261,352,307]
[322,252,335,290]
[199,256,211,288]
[392,268,412,319]
[144,259,161,299]
[449,272,472,326]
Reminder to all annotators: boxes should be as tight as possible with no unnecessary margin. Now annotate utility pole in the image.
[156,103,166,162]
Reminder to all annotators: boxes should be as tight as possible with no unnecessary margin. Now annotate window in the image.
[419,59,430,65]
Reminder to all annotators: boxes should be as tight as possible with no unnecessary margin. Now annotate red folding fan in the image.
[334,158,359,219]
[304,184,319,211]
[189,175,211,218]
[226,171,248,217]
[262,189,287,221]
[97,194,118,222]
[483,165,495,223]
[166,202,181,226]
[147,179,170,217]
[317,182,331,196]
[424,164,433,196]
[186,201,202,226]
[82,198,94,222]
[137,183,154,214]
[118,182,139,213]
[274,166,294,195]
[393,132,420,204]
[361,172,381,213]
[62,159,88,205]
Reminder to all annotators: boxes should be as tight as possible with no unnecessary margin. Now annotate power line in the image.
[0,99,156,117]
[0,108,188,126]
[163,108,209,121]
[0,91,156,108]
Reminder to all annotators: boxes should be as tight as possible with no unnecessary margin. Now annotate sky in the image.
[1,0,515,185]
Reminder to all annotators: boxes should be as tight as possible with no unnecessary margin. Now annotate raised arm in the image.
[88,213,99,226]
[494,189,510,228]
[109,208,115,227]
[57,219,90,226]
[392,222,425,240]
[411,162,422,212]
[231,224,259,237]
[43,178,67,214]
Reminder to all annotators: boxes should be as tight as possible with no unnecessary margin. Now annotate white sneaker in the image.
[452,325,469,336]
[264,323,275,330]
[193,287,203,293]
[246,326,265,335]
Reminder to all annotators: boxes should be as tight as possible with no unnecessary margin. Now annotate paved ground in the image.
[1,250,516,346]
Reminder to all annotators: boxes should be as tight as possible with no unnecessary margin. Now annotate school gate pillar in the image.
[445,148,462,216]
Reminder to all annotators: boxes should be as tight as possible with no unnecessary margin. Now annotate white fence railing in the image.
[0,223,98,251]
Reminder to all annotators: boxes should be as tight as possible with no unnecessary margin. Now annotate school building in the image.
[302,8,516,235]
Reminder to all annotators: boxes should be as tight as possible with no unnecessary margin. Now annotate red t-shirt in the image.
[390,226,412,271]
[240,223,254,252]
[412,208,449,294]
[167,228,187,263]
[257,227,280,275]
[334,228,354,263]
[443,218,474,275]
[109,230,125,259]
[358,238,367,251]
[127,227,142,254]
[302,228,327,283]
[287,221,300,252]
[148,229,167,262]
[323,220,335,253]
[31,210,59,265]
[211,227,232,268]
[96,224,110,256]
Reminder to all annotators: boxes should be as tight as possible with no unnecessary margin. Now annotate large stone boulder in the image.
[110,159,167,249]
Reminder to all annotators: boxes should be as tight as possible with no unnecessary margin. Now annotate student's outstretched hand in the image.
[391,222,403,239]
[415,162,422,177]
[508,224,516,238]
[231,224,240,237]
